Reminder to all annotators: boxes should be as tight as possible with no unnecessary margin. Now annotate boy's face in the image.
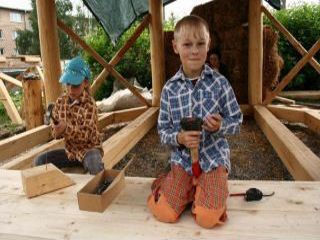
[172,26,210,78]
[67,79,88,100]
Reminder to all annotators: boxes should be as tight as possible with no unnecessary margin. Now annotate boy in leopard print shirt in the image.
[34,56,104,174]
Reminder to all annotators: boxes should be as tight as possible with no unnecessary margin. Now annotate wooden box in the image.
[77,169,125,213]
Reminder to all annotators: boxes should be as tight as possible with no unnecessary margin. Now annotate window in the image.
[0,30,3,39]
[12,31,18,40]
[0,48,4,55]
[10,12,22,22]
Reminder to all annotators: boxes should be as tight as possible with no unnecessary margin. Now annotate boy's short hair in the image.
[174,15,210,40]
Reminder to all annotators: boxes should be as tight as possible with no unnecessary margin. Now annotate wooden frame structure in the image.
[1,0,320,183]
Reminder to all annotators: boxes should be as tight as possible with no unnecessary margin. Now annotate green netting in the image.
[82,0,174,43]
[82,0,281,43]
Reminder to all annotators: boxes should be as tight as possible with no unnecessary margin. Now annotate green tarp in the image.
[82,0,281,43]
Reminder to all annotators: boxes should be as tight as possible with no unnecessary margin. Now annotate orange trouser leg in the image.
[147,194,179,223]
[192,166,229,229]
[147,165,193,223]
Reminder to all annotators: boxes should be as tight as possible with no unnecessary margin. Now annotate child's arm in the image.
[158,88,180,146]
[51,97,66,139]
[208,79,243,136]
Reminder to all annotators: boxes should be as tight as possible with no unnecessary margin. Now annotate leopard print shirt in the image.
[52,90,103,161]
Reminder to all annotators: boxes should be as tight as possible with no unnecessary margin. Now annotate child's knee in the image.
[33,154,46,167]
[83,149,104,175]
[147,193,179,223]
[193,206,227,229]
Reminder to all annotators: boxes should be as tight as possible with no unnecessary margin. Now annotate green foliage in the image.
[264,4,320,90]
[84,19,151,100]
[0,91,22,127]
[15,0,94,59]
[85,15,177,100]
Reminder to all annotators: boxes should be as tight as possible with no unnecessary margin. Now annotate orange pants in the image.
[147,165,228,228]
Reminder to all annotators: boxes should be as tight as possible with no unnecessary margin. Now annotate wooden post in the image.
[22,76,43,130]
[36,0,62,106]
[248,0,263,105]
[0,80,22,124]
[149,0,165,107]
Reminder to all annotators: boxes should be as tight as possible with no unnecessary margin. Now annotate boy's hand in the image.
[52,120,66,137]
[203,114,222,132]
[177,131,201,148]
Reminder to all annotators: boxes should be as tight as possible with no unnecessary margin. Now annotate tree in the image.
[15,0,86,59]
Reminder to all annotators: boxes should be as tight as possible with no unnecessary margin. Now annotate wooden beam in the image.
[113,106,148,123]
[90,14,151,95]
[1,107,148,170]
[149,0,165,107]
[240,104,253,116]
[262,6,320,74]
[279,90,320,100]
[0,125,52,164]
[36,0,62,105]
[274,96,295,105]
[103,107,158,169]
[57,19,151,107]
[0,79,23,124]
[263,40,320,104]
[304,111,320,135]
[248,0,263,105]
[268,105,320,135]
[2,139,65,170]
[254,105,320,180]
[22,78,44,130]
[35,65,46,107]
[0,72,22,88]
[267,104,305,123]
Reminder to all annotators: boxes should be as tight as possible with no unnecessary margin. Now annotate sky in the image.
[0,0,318,19]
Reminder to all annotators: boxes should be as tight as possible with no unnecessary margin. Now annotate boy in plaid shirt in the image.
[34,56,104,175]
[147,15,242,228]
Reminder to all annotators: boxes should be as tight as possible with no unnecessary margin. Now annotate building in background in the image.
[0,4,31,57]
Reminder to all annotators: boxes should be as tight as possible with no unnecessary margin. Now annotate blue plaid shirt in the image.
[158,64,243,174]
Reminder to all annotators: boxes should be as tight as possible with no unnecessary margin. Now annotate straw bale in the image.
[263,26,283,98]
[163,0,282,104]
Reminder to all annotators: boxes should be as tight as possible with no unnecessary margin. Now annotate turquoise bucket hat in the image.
[59,56,91,85]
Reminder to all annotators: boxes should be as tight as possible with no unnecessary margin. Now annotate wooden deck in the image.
[0,169,319,240]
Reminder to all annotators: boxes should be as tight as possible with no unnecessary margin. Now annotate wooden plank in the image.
[262,6,320,74]
[113,106,148,123]
[254,105,320,180]
[57,19,151,107]
[274,96,295,105]
[103,107,158,169]
[36,0,62,104]
[149,0,165,107]
[0,79,23,124]
[248,0,263,105]
[90,15,150,95]
[305,111,320,135]
[279,90,320,100]
[0,125,52,164]
[1,108,147,170]
[0,234,53,240]
[0,170,319,240]
[22,78,44,130]
[268,104,320,135]
[267,104,305,123]
[0,72,22,88]
[263,40,320,104]
[1,139,65,170]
